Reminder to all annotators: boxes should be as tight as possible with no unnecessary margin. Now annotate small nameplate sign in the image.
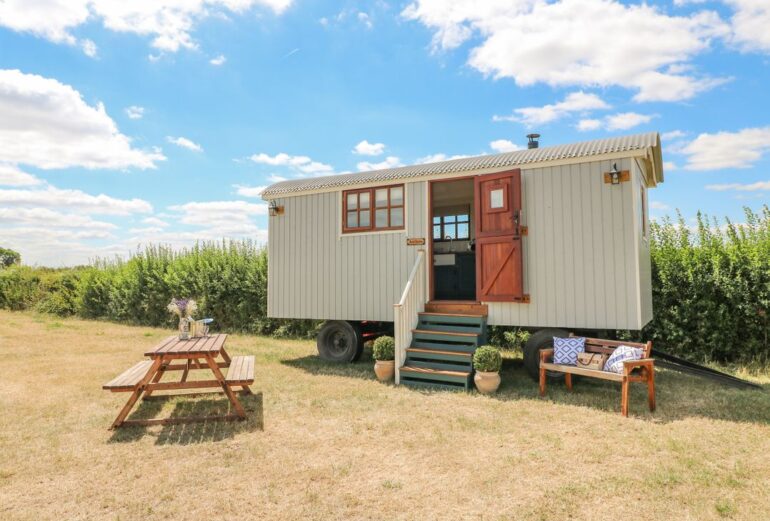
[406,237,426,246]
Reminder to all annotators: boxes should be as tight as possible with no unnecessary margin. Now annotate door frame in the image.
[428,175,477,302]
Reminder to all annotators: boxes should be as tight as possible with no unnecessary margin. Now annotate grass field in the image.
[1,310,769,520]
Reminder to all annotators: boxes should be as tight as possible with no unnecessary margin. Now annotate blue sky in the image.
[0,0,768,266]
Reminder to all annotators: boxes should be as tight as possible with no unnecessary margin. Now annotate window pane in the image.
[445,225,457,239]
[490,188,504,209]
[445,215,456,223]
[375,208,388,228]
[390,186,403,205]
[390,207,403,227]
[347,211,358,228]
[458,214,469,222]
[359,191,370,209]
[360,210,370,227]
[457,223,469,239]
[433,216,441,224]
[433,225,441,239]
[375,189,388,208]
[347,193,357,210]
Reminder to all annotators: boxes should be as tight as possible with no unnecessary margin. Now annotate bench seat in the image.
[103,360,154,392]
[539,336,655,417]
[225,355,255,385]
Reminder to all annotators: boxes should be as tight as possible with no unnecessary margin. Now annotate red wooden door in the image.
[475,169,524,302]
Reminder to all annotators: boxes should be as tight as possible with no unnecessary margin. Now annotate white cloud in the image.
[353,140,386,156]
[168,200,269,238]
[0,69,165,170]
[416,153,471,164]
[210,54,227,66]
[358,12,373,29]
[727,0,770,53]
[0,164,42,186]
[403,0,729,102]
[489,139,521,153]
[142,216,169,227]
[267,173,288,183]
[167,136,203,152]
[250,152,334,176]
[663,161,678,171]
[576,119,602,132]
[357,156,403,172]
[661,130,686,141]
[605,112,655,131]
[125,105,145,119]
[649,201,670,210]
[0,1,294,54]
[0,207,117,231]
[493,91,609,126]
[681,127,770,170]
[705,180,770,191]
[234,185,268,197]
[576,112,654,131]
[81,38,97,57]
[0,185,152,215]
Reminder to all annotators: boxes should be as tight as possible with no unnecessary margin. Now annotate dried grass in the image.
[1,310,769,521]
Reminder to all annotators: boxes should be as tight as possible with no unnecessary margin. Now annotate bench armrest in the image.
[540,348,554,363]
[623,358,654,375]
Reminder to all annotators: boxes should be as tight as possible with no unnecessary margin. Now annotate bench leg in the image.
[539,365,546,396]
[110,359,162,429]
[204,354,247,419]
[565,373,573,392]
[647,368,656,412]
[621,377,629,417]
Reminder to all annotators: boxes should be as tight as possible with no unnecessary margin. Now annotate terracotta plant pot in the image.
[374,360,395,382]
[474,370,501,394]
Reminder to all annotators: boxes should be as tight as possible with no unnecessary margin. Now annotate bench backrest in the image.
[570,334,653,358]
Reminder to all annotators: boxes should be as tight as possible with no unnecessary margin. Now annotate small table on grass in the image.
[103,334,254,429]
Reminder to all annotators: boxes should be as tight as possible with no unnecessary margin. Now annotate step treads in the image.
[400,378,467,391]
[416,323,483,334]
[404,360,472,372]
[400,366,469,377]
[406,347,472,358]
[411,340,477,352]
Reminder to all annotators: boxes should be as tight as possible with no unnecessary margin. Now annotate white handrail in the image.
[393,250,426,384]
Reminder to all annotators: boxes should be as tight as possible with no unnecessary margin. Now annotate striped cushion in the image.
[553,337,585,366]
[604,345,644,373]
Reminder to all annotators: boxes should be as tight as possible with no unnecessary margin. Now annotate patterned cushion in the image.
[553,337,585,365]
[604,345,644,373]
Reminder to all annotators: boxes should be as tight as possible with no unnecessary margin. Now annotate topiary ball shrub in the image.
[473,346,502,372]
[373,336,395,361]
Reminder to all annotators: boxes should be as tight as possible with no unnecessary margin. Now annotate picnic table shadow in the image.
[108,392,264,445]
[283,353,769,425]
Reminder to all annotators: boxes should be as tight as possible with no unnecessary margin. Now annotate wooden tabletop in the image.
[144,334,227,357]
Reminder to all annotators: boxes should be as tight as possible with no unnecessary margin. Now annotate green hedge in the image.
[1,205,768,361]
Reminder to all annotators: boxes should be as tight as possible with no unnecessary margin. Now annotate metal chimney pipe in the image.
[527,133,540,149]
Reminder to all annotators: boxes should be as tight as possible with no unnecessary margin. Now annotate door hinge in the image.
[520,226,528,236]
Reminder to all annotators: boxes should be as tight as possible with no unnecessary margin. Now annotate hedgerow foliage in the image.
[640,206,770,363]
[0,206,768,359]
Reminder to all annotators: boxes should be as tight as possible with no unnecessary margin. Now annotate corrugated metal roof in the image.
[262,131,662,198]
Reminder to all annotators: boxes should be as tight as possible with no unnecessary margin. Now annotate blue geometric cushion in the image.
[553,337,585,365]
[604,345,644,373]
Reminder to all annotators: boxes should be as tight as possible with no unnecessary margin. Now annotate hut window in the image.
[433,212,470,241]
[343,184,404,233]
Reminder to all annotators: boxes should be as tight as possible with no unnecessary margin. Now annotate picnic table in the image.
[102,334,254,429]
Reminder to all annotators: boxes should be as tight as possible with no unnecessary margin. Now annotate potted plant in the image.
[372,336,395,382]
[473,345,502,394]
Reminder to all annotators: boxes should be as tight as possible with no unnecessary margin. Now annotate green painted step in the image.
[412,329,481,345]
[400,366,470,386]
[416,322,483,334]
[404,359,472,372]
[411,340,477,353]
[405,348,472,363]
[399,378,467,391]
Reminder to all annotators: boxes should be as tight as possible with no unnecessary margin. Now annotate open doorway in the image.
[429,178,476,301]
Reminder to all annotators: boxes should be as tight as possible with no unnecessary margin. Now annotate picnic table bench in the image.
[103,334,255,429]
[539,336,655,417]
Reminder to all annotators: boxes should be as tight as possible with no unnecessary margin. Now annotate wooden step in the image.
[412,329,481,346]
[412,329,477,337]
[425,301,488,315]
[401,366,469,377]
[419,312,486,319]
[411,340,477,353]
[400,365,472,388]
[406,347,472,358]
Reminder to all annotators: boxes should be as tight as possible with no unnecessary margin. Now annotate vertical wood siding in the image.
[268,182,428,321]
[486,158,644,330]
[269,157,649,330]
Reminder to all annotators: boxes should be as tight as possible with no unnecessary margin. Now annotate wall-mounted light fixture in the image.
[268,200,284,216]
[604,163,629,185]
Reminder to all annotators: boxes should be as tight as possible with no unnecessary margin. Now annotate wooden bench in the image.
[539,336,655,417]
[103,360,154,392]
[225,355,255,386]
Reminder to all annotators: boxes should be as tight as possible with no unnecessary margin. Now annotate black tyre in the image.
[523,328,568,381]
[317,321,361,363]
[351,322,365,362]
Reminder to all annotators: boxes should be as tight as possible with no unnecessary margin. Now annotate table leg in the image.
[203,354,246,418]
[220,347,232,366]
[181,359,191,383]
[142,360,169,399]
[110,358,162,429]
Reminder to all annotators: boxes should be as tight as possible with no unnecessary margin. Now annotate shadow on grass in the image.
[495,359,770,425]
[282,352,770,425]
[108,392,264,445]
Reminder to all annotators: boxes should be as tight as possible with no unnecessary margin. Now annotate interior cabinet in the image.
[434,253,476,300]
